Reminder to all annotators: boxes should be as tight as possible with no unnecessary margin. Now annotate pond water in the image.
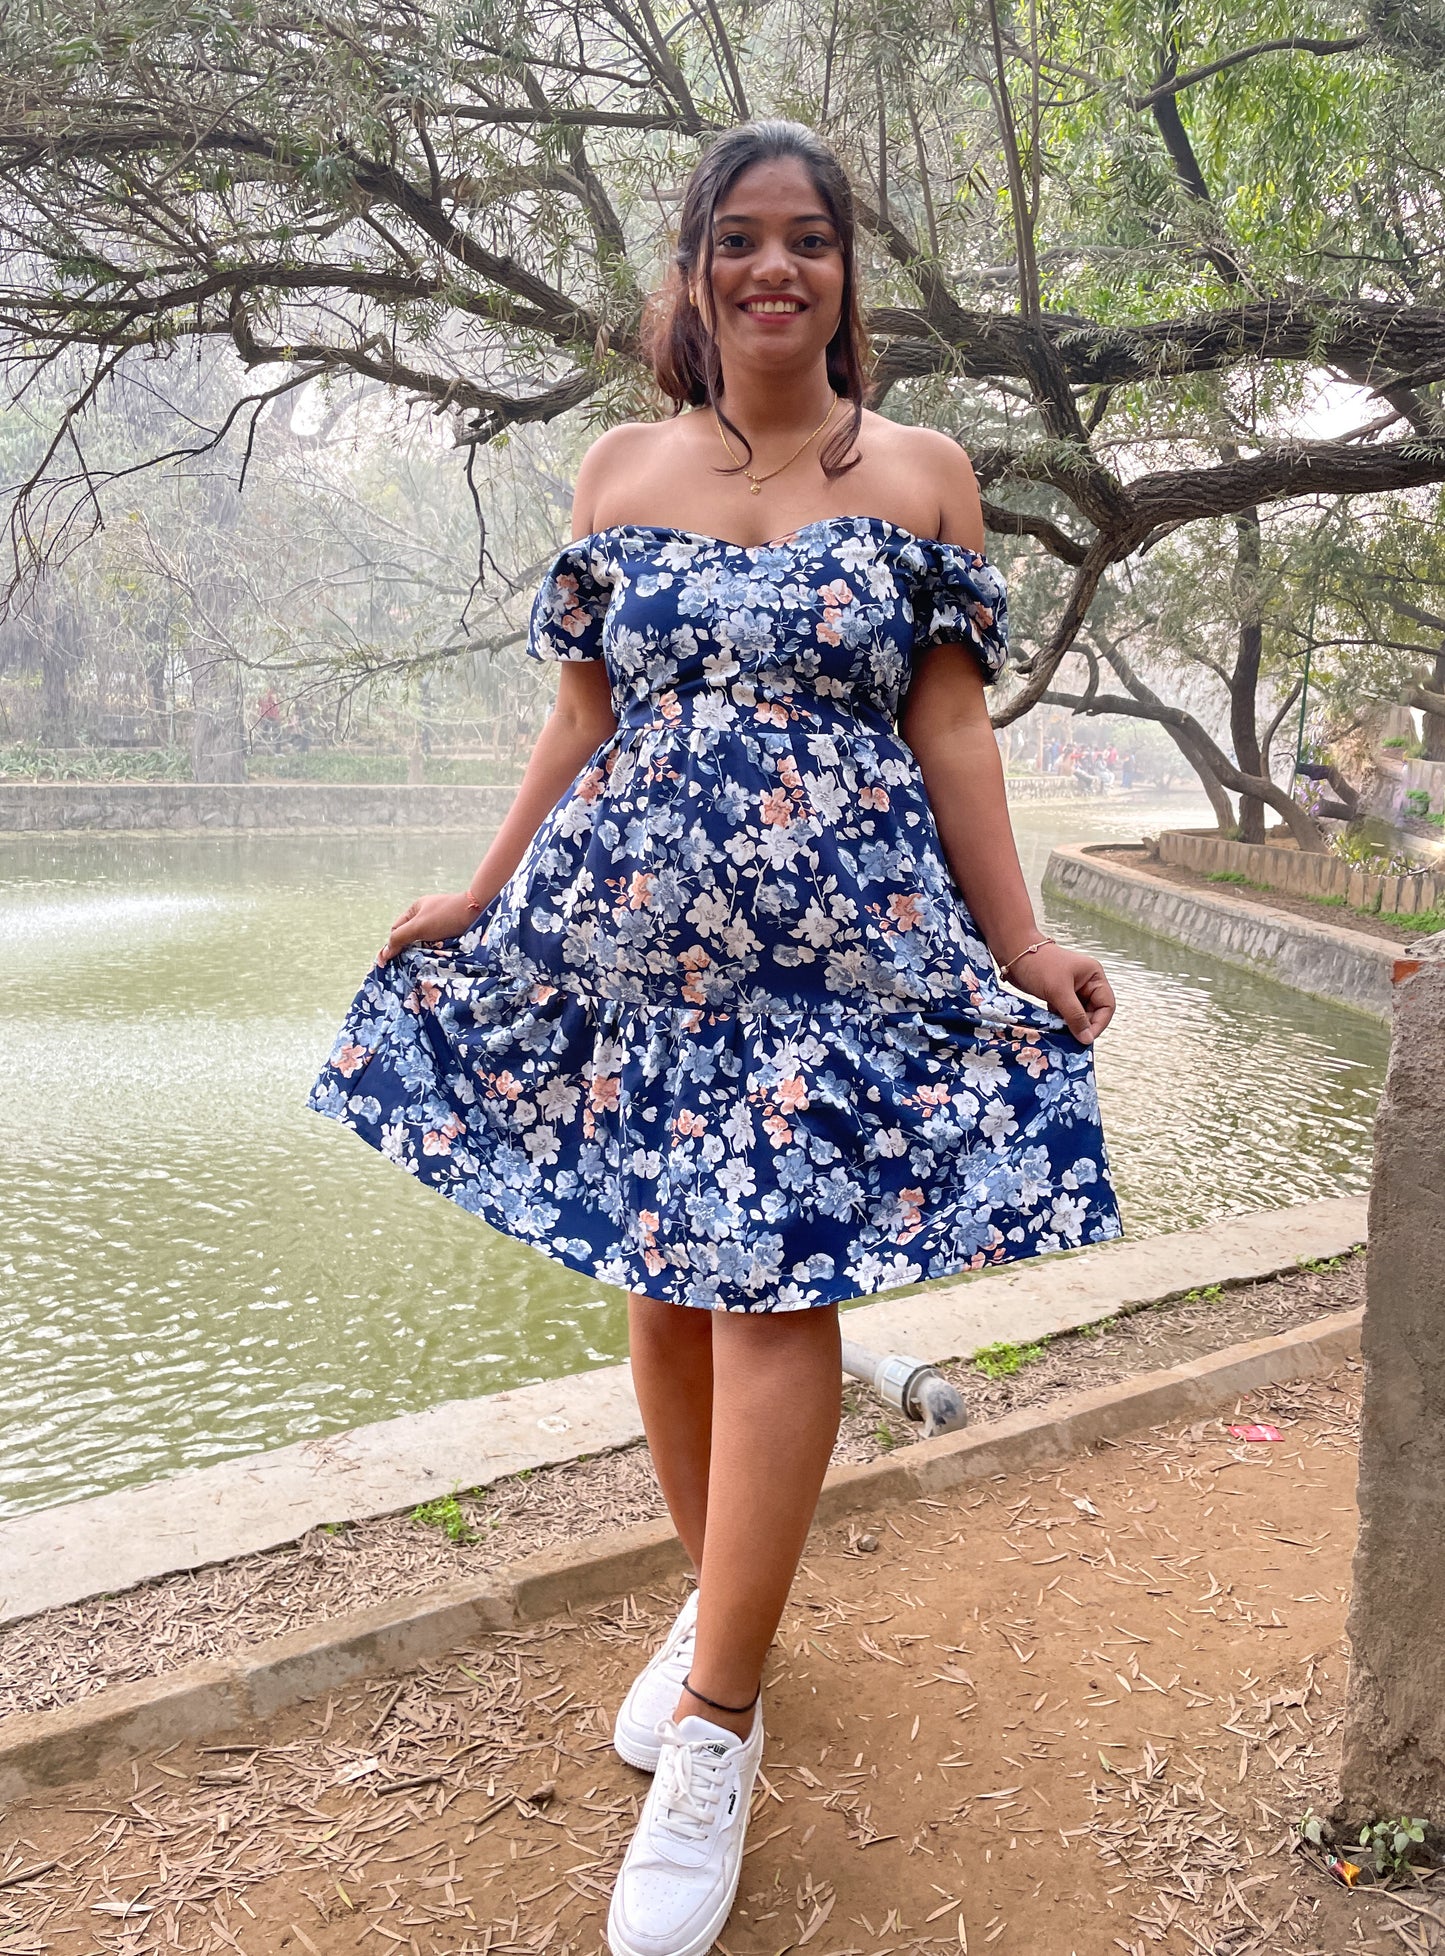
[0,790,1387,1516]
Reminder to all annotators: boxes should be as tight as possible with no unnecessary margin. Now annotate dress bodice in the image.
[526,516,1010,732]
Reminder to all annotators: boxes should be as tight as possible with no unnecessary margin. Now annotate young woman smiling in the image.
[312,118,1121,1956]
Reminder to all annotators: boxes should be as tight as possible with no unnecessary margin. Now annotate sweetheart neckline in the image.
[571,515,991,559]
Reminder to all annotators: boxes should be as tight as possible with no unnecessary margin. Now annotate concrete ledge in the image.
[1157,826,1442,916]
[0,781,516,833]
[0,1308,1362,1799]
[1044,842,1398,1018]
[0,1196,1368,1626]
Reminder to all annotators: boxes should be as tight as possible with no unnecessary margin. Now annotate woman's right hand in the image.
[377,891,485,965]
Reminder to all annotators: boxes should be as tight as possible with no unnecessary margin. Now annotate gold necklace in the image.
[713,394,840,495]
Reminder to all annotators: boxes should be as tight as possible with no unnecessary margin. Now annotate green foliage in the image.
[411,1489,478,1545]
[873,1421,898,1452]
[1358,1815,1428,1879]
[973,1340,1045,1381]
[1405,788,1433,818]
[0,741,191,781]
[1299,1253,1349,1273]
[1207,869,1250,885]
[1182,1284,1223,1304]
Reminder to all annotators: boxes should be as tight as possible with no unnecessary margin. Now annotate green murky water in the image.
[0,792,1386,1516]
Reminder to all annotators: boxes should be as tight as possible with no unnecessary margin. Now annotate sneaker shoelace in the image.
[651,1721,730,1844]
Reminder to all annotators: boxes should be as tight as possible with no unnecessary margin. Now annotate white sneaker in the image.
[613,1588,700,1772]
[606,1710,764,1956]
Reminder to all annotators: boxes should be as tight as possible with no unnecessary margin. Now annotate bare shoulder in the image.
[571,417,685,536]
[857,414,983,547]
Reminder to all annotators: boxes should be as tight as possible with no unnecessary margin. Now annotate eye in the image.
[797,231,835,250]
[715,230,752,250]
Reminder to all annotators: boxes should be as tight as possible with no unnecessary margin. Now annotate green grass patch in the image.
[873,1420,898,1451]
[1377,905,1445,932]
[972,1340,1046,1381]
[411,1489,479,1545]
[1207,869,1249,884]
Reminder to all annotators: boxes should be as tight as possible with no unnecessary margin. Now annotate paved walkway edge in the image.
[0,1195,1368,1627]
[1043,841,1397,1018]
[0,1307,1362,1802]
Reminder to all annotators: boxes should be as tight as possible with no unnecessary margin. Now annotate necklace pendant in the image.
[748,481,761,495]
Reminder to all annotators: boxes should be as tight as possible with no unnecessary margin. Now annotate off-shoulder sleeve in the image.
[911,541,1010,683]
[526,538,614,662]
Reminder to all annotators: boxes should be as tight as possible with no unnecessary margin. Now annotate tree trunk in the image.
[1231,507,1268,842]
[1426,649,1445,763]
[1172,725,1237,831]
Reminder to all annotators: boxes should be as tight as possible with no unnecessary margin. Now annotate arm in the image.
[898,439,1115,1044]
[378,472,619,964]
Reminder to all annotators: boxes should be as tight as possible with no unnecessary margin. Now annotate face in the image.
[693,155,846,374]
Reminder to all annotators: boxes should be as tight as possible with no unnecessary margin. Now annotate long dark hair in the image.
[642,120,870,480]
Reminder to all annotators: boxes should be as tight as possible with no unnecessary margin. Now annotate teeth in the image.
[745,300,802,314]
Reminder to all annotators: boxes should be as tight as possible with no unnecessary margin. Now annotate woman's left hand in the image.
[1002,942,1115,1044]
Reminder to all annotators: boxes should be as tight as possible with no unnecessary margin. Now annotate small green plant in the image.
[1298,1806,1330,1849]
[1300,1252,1348,1273]
[411,1490,478,1545]
[1182,1283,1223,1304]
[873,1420,898,1451]
[1208,869,1249,884]
[973,1340,1045,1381]
[1381,735,1410,749]
[1405,788,1433,819]
[1358,1816,1428,1879]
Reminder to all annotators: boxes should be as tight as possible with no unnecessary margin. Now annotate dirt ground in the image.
[5,1359,1441,1956]
[0,1256,1364,1722]
[1089,844,1432,946]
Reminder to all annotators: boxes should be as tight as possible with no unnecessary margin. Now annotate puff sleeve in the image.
[526,538,614,662]
[910,540,1010,684]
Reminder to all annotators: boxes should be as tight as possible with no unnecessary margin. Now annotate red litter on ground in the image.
[1230,1422,1284,1442]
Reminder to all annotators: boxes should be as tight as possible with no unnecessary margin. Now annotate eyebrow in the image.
[712,211,836,226]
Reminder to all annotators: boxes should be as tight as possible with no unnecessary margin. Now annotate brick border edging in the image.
[0,1310,1362,1801]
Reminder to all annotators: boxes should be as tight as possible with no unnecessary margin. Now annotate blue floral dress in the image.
[309,516,1123,1311]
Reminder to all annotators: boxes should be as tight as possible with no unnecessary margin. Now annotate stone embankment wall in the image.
[0,783,517,832]
[1044,842,1398,1018]
[1156,827,1443,917]
[1401,755,1445,817]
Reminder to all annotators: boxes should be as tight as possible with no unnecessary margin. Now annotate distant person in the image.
[255,687,282,748]
[307,119,1122,1956]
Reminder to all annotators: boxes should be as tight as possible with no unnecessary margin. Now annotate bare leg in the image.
[627,1291,715,1570]
[675,1304,842,1739]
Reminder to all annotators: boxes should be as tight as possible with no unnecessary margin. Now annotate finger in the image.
[1079,970,1115,1036]
[390,901,421,932]
[1050,985,1094,1043]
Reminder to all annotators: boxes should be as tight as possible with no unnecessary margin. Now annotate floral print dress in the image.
[309,516,1123,1311]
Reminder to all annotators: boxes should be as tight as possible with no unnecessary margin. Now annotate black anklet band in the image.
[682,1672,760,1717]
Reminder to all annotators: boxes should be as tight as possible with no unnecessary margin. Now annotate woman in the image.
[310,119,1122,1956]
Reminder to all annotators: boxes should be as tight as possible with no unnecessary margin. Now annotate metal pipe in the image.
[841,1338,968,1438]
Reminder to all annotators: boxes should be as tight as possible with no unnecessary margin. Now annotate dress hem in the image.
[308,1099,1124,1315]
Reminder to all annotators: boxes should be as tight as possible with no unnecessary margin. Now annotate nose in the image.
[751,234,798,285]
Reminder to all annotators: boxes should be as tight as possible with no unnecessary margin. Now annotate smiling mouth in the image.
[740,298,805,315]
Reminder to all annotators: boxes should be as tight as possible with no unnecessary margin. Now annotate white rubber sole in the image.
[612,1720,667,1774]
[606,1866,745,1956]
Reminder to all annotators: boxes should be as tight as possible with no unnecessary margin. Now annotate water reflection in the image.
[0,796,1385,1514]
